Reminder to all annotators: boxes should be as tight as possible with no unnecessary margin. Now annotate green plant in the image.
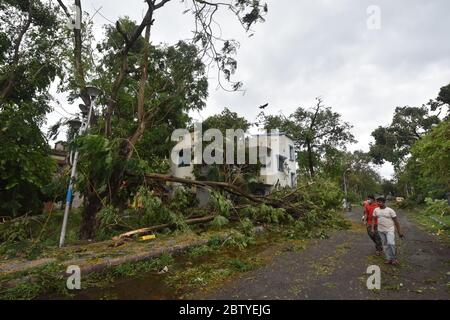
[188,245,216,259]
[228,258,253,272]
[97,205,121,240]
[424,198,450,217]
[131,187,188,230]
[210,191,233,218]
[239,218,255,236]
[224,230,254,250]
[0,216,34,243]
[169,187,197,213]
[240,204,288,224]
[210,215,229,227]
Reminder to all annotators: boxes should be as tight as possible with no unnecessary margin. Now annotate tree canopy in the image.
[260,98,356,177]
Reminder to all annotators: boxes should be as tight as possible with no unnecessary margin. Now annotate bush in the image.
[239,204,290,224]
[132,187,187,228]
[210,215,229,227]
[424,198,450,217]
[210,191,233,217]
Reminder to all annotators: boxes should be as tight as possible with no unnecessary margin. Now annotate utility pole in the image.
[343,168,351,212]
[59,87,102,248]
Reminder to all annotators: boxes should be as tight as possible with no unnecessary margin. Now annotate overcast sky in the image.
[47,0,450,178]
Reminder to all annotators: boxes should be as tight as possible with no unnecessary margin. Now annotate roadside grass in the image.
[0,209,84,261]
[0,208,350,299]
[395,204,450,243]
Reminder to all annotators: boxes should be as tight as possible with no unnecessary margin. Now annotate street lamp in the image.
[59,86,102,248]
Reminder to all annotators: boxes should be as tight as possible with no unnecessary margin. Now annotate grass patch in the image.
[400,205,450,243]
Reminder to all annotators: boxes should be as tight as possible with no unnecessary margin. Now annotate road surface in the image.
[200,207,450,300]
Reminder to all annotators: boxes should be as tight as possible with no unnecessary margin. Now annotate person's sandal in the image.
[384,260,392,264]
[391,260,400,266]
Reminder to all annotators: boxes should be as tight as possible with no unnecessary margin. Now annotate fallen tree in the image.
[109,173,343,243]
[113,215,215,240]
[142,172,304,215]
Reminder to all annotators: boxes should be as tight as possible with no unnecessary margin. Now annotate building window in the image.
[178,149,190,167]
[289,145,295,161]
[277,155,286,172]
[291,172,296,187]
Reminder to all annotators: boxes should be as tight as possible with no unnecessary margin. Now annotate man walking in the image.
[364,195,383,255]
[371,197,404,265]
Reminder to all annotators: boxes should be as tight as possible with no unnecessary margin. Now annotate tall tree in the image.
[428,82,450,119]
[0,0,67,217]
[369,106,440,169]
[55,0,267,238]
[196,108,258,186]
[409,120,450,198]
[261,98,355,177]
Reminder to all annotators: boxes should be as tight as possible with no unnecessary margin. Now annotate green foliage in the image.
[110,253,174,278]
[168,187,197,213]
[187,244,216,259]
[0,209,83,259]
[223,230,254,250]
[299,177,343,210]
[0,103,55,217]
[211,215,230,227]
[424,198,450,217]
[135,187,186,228]
[410,120,450,193]
[260,98,355,176]
[210,191,233,218]
[239,218,255,237]
[286,209,349,240]
[202,107,251,133]
[369,106,441,169]
[97,205,121,240]
[240,204,288,224]
[0,262,67,300]
[0,215,33,243]
[228,258,253,272]
[0,1,69,218]
[0,0,67,102]
[195,108,260,186]
[429,82,450,119]
[396,198,416,209]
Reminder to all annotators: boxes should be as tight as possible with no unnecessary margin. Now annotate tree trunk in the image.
[80,191,102,240]
[306,140,315,177]
[109,21,153,206]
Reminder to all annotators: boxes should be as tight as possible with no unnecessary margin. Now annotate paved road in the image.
[201,207,450,300]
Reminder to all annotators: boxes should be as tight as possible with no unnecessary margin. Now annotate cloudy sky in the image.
[47,0,450,178]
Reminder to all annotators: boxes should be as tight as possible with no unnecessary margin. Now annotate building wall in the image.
[170,132,298,190]
[251,134,297,188]
[170,132,195,181]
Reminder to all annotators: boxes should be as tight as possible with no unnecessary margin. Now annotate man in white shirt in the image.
[371,197,404,265]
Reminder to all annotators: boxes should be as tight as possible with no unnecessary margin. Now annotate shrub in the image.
[210,215,229,227]
[424,198,450,217]
[210,191,233,218]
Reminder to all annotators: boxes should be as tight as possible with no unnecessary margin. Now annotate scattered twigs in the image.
[113,215,215,240]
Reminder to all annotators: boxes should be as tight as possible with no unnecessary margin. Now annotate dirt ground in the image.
[198,207,450,300]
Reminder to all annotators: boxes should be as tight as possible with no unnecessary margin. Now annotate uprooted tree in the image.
[54,0,268,239]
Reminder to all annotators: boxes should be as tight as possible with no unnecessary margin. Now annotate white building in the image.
[170,132,195,181]
[249,132,297,192]
[170,131,298,195]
